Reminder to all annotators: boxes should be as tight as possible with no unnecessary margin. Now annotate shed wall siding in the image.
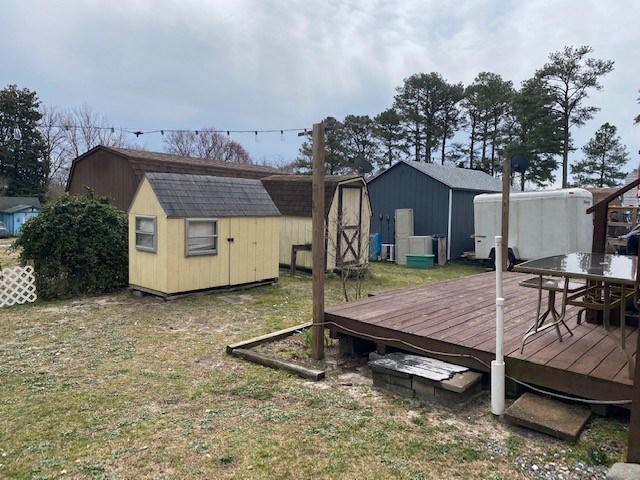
[279,216,313,269]
[368,162,449,244]
[128,180,168,293]
[69,150,137,210]
[450,190,478,258]
[165,216,279,294]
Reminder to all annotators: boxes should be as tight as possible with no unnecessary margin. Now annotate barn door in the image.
[336,185,363,266]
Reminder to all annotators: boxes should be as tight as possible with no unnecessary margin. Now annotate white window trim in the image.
[135,215,157,253]
[185,218,218,257]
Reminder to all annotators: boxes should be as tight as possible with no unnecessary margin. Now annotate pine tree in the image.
[571,123,628,188]
[535,46,614,188]
[0,85,47,197]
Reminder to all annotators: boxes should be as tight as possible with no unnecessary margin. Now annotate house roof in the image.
[1,205,40,214]
[66,145,288,191]
[260,174,362,217]
[368,160,503,192]
[144,173,281,218]
[0,196,41,213]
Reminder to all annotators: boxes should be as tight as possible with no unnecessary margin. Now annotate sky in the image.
[2,0,639,182]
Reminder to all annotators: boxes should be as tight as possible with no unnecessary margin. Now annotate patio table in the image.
[515,252,637,378]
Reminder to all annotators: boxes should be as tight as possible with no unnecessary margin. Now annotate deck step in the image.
[369,352,482,407]
[503,392,591,442]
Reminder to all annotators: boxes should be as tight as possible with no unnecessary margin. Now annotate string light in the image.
[36,123,331,142]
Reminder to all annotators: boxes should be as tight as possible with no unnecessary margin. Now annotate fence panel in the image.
[0,265,37,307]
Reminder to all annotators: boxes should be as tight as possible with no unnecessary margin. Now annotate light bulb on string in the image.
[280,130,284,141]
[255,131,259,142]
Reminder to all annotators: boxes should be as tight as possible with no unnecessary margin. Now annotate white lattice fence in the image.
[0,265,37,307]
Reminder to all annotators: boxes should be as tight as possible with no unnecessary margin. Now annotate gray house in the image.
[367,160,502,260]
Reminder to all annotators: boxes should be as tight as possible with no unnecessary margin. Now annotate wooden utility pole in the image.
[501,157,511,271]
[311,123,326,360]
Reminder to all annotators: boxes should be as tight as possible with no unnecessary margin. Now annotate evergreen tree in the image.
[438,81,465,165]
[342,115,378,169]
[294,117,350,175]
[393,72,449,163]
[570,123,628,188]
[0,85,47,197]
[535,45,614,188]
[372,109,403,169]
[503,77,563,190]
[464,73,514,175]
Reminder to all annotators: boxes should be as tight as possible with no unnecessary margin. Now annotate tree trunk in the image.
[562,117,569,188]
[469,118,476,169]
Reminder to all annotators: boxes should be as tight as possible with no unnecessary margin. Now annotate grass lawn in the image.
[0,237,20,269]
[0,261,628,479]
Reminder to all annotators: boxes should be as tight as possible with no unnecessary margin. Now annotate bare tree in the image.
[163,129,253,163]
[39,105,72,184]
[60,104,128,158]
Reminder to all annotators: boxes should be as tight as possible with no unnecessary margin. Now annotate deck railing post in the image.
[492,235,506,416]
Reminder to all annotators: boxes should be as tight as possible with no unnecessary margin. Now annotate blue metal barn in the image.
[366,161,502,260]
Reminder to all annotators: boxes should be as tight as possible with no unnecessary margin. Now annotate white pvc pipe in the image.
[491,235,505,416]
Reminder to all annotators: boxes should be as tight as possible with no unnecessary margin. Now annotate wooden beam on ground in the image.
[225,322,313,355]
[311,122,326,360]
[231,348,326,381]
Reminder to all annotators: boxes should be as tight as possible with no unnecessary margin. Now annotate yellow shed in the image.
[128,173,281,297]
[260,175,371,271]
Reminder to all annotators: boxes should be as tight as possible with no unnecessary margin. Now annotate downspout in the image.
[447,189,452,260]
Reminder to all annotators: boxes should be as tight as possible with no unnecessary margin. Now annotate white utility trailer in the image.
[474,188,593,268]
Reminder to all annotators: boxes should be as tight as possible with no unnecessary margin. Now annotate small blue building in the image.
[0,197,41,235]
[367,160,502,260]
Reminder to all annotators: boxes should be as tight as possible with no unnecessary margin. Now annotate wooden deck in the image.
[324,272,636,404]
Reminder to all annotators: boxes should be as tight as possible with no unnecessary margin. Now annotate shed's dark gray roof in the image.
[145,173,281,218]
[369,160,502,192]
[0,196,42,212]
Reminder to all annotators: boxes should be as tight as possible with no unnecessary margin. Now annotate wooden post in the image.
[311,123,326,360]
[501,157,511,271]
[628,330,640,463]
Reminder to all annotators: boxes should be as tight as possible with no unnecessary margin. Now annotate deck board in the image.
[324,271,635,403]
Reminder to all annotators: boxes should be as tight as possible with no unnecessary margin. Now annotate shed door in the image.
[228,218,258,286]
[336,185,363,266]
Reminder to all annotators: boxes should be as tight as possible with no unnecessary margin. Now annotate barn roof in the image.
[368,160,502,192]
[260,174,361,217]
[0,196,41,212]
[66,146,286,191]
[145,173,281,218]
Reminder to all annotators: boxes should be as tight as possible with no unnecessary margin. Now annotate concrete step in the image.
[503,392,591,442]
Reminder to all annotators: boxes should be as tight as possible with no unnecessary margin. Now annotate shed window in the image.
[135,215,157,252]
[185,218,218,256]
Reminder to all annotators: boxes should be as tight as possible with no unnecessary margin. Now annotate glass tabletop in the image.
[514,252,639,284]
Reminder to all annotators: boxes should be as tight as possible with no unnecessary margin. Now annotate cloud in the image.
[1,0,638,174]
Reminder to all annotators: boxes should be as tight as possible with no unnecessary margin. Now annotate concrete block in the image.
[439,371,482,393]
[413,377,436,399]
[372,374,414,398]
[503,393,591,442]
[606,462,640,480]
[372,371,412,389]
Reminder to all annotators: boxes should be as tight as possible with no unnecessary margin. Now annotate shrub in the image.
[14,191,128,299]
